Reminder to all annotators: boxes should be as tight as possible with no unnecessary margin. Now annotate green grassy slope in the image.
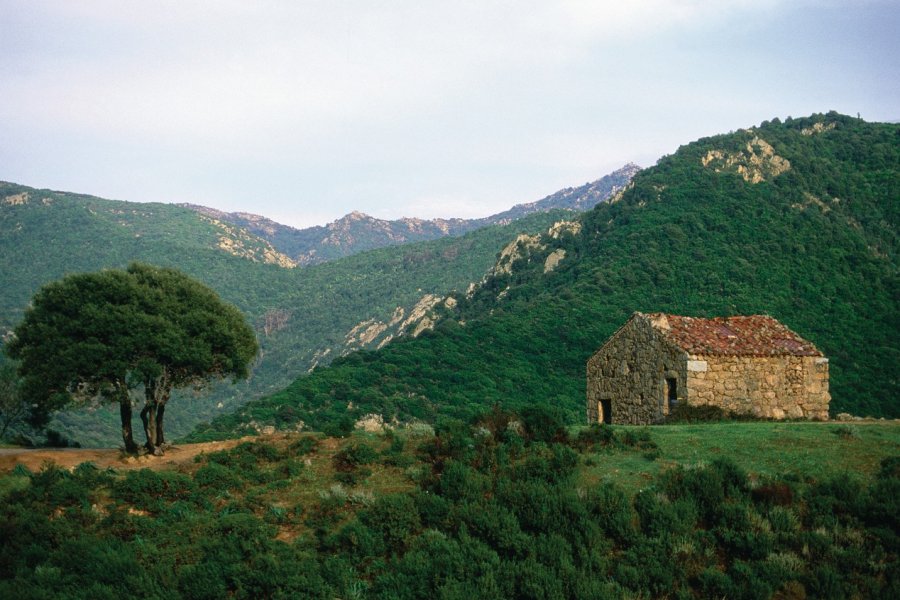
[192,112,898,439]
[2,419,898,598]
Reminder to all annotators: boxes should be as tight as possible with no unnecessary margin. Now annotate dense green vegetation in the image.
[0,183,567,444]
[7,264,258,453]
[2,416,898,598]
[191,113,898,439]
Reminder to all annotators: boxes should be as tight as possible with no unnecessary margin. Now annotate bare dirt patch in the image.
[0,438,255,473]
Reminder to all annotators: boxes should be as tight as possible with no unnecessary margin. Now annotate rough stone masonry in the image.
[586,312,830,425]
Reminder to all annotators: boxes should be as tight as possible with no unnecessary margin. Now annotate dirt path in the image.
[0,438,254,473]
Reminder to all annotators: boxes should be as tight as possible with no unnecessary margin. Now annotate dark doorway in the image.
[665,378,678,412]
[598,399,612,424]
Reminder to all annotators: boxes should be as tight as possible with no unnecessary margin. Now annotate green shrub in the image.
[290,436,319,456]
[622,428,659,454]
[877,455,900,480]
[204,441,283,484]
[573,423,615,450]
[321,415,355,438]
[360,494,421,552]
[519,405,569,444]
[30,463,92,507]
[113,469,197,511]
[335,469,372,486]
[277,458,306,478]
[323,520,384,561]
[634,489,697,538]
[585,482,636,544]
[832,424,859,439]
[699,567,733,599]
[11,464,31,477]
[194,462,244,492]
[436,460,489,502]
[333,442,378,472]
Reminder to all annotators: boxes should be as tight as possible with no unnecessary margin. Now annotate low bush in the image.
[194,462,244,492]
[290,436,319,456]
[113,469,198,511]
[573,423,616,450]
[333,442,378,472]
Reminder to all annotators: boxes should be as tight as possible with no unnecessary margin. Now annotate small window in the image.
[598,399,612,424]
[665,377,678,412]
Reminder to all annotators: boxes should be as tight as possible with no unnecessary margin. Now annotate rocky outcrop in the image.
[548,220,582,239]
[2,192,29,206]
[200,215,298,268]
[801,121,836,136]
[491,234,545,276]
[702,136,791,183]
[544,249,566,273]
[338,294,447,357]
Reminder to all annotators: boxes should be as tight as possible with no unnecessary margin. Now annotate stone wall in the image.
[586,314,831,425]
[685,355,829,420]
[586,316,687,425]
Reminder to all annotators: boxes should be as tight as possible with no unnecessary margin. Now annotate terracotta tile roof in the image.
[640,312,824,357]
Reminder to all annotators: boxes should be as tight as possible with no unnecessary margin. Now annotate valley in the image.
[0,168,634,446]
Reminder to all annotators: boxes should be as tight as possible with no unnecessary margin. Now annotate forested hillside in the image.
[0,183,578,445]
[191,112,898,440]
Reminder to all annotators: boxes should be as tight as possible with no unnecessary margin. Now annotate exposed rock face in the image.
[548,220,582,239]
[701,136,791,183]
[543,249,566,273]
[2,192,29,206]
[401,294,443,337]
[586,312,830,425]
[345,319,389,348]
[492,234,545,276]
[201,215,298,268]
[791,192,834,213]
[801,121,836,136]
[354,413,387,432]
[338,294,446,357]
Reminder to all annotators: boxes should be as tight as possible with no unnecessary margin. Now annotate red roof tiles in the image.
[641,313,823,357]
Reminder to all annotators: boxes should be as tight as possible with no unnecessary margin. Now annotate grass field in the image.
[578,420,900,494]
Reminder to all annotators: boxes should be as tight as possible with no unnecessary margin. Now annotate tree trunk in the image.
[141,401,161,455]
[141,371,173,456]
[119,395,138,454]
[155,402,166,447]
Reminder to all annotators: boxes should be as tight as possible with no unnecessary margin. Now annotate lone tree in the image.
[5,263,258,454]
[0,362,28,441]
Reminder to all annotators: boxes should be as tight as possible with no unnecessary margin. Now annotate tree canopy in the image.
[6,263,258,452]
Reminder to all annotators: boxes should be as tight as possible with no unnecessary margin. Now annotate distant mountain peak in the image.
[180,163,640,266]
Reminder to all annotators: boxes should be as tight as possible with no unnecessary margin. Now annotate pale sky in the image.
[1,1,897,228]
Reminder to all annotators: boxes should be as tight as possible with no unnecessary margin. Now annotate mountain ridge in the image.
[178,163,640,265]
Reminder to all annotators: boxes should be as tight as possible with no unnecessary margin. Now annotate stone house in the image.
[586,312,830,425]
